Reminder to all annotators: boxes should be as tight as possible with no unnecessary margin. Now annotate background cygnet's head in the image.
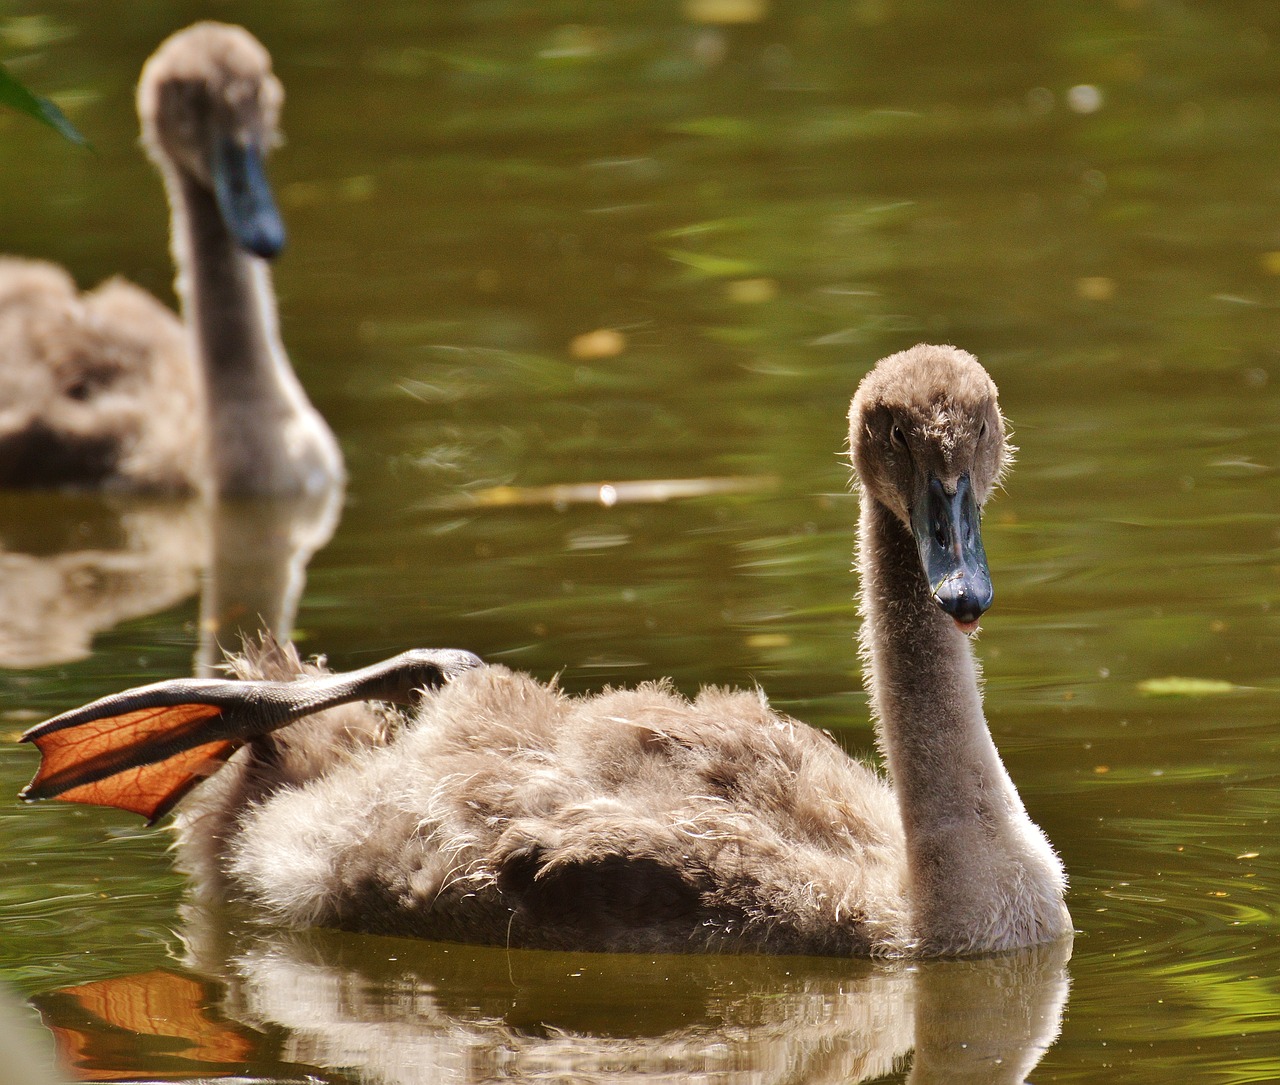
[137,22,285,258]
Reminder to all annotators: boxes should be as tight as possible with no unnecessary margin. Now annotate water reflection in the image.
[30,908,1070,1085]
[0,493,203,669]
[0,983,61,1085]
[0,489,340,673]
[196,490,344,675]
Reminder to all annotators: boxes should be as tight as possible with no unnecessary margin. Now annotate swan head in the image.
[137,22,286,259]
[850,344,1011,631]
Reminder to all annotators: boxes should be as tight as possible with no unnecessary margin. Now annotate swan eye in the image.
[890,423,907,448]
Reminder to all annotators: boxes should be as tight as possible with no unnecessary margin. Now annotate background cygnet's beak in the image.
[910,474,993,629]
[211,137,286,259]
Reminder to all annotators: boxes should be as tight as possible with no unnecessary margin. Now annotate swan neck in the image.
[859,497,995,800]
[166,170,341,496]
[858,495,1069,954]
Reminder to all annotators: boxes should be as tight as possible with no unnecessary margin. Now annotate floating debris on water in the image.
[435,474,778,510]
[1137,676,1237,697]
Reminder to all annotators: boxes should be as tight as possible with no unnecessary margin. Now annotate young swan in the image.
[0,23,342,495]
[20,345,1070,957]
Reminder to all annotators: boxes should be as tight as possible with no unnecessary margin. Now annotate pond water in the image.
[1,1,1279,1081]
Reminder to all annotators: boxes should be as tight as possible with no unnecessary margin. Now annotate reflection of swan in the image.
[1,983,61,1085]
[0,491,337,670]
[29,913,1071,1085]
[0,22,342,496]
[22,345,1070,957]
[0,494,205,667]
[195,489,344,675]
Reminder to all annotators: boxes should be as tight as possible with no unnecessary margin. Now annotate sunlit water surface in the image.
[1,2,1279,1082]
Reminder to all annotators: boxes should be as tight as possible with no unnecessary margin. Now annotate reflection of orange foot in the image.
[31,970,253,1081]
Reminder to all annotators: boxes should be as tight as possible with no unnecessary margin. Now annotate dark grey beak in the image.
[910,474,993,626]
[212,137,286,259]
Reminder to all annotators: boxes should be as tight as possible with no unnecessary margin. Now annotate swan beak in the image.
[910,473,993,629]
[211,137,286,259]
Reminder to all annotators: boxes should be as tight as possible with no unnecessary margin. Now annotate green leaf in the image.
[1137,676,1237,697]
[0,60,88,147]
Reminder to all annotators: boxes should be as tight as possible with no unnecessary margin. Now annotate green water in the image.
[2,1,1279,1081]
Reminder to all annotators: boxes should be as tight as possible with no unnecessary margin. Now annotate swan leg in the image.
[19,647,483,824]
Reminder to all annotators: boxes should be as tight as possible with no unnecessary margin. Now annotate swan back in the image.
[0,258,199,489]
[182,648,911,955]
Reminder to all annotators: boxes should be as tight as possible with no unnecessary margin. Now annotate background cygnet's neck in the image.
[170,171,342,496]
[857,496,1069,954]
